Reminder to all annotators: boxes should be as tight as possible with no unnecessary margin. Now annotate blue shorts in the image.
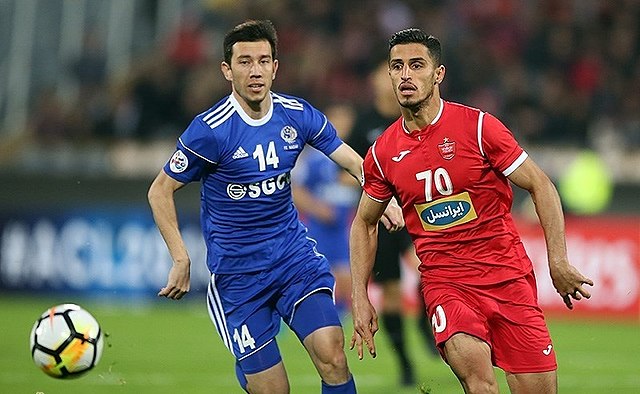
[308,233,350,269]
[304,218,352,269]
[206,247,341,374]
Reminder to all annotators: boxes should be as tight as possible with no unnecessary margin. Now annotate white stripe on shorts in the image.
[207,274,234,354]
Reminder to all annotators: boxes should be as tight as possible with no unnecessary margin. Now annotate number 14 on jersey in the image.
[253,141,280,171]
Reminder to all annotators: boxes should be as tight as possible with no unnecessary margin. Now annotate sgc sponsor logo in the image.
[226,172,291,200]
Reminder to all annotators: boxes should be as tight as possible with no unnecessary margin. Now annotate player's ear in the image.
[272,59,278,80]
[434,65,445,85]
[221,62,233,81]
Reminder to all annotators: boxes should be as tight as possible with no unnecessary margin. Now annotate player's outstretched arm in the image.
[349,194,387,359]
[329,143,364,184]
[148,170,191,300]
[508,157,594,309]
[330,143,404,231]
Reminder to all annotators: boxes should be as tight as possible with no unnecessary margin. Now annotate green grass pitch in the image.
[2,294,638,393]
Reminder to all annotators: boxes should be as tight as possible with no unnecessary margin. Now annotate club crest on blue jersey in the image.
[280,126,297,143]
[169,150,188,173]
[414,191,477,231]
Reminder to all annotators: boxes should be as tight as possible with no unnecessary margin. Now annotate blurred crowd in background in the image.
[1,0,639,175]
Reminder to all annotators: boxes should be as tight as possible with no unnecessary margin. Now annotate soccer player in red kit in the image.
[349,28,594,393]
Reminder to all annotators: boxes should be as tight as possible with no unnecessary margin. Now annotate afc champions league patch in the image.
[169,150,188,173]
[438,137,456,160]
[280,126,297,143]
[414,191,478,231]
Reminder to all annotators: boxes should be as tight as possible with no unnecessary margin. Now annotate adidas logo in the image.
[232,146,249,159]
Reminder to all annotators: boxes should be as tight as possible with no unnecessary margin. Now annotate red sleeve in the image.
[481,112,527,175]
[362,142,394,202]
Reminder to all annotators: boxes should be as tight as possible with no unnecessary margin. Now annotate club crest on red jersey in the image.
[438,137,455,160]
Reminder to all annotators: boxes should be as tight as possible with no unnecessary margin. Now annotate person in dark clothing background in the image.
[348,60,437,387]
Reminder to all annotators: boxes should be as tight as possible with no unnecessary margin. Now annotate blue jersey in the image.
[293,149,359,265]
[163,92,343,274]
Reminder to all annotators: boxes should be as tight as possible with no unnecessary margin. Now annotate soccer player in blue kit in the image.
[148,20,402,394]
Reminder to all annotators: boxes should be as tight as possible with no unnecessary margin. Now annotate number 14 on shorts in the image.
[233,324,256,353]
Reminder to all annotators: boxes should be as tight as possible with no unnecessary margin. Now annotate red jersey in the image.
[363,100,532,285]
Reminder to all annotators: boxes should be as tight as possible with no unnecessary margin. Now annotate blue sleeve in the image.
[163,117,218,183]
[291,151,311,186]
[301,101,343,156]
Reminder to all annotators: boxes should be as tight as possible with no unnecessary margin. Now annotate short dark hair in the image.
[223,20,278,64]
[388,28,442,65]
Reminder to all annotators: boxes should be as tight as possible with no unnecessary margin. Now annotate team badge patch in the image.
[414,191,477,231]
[169,150,188,173]
[438,137,456,160]
[280,126,298,143]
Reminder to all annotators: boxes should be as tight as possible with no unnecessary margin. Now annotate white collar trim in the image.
[401,98,444,133]
[230,92,273,126]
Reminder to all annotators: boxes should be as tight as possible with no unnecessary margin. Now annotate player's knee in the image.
[316,351,349,385]
[459,377,499,394]
[317,345,348,371]
[305,327,349,383]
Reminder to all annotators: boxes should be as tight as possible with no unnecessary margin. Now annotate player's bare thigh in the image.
[505,370,557,394]
[443,332,499,394]
[245,361,289,394]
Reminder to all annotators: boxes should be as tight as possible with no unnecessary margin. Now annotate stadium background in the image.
[0,1,638,393]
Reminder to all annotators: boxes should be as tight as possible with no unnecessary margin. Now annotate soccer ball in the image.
[29,303,104,378]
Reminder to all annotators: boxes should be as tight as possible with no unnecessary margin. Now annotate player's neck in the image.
[232,91,272,120]
[401,95,442,132]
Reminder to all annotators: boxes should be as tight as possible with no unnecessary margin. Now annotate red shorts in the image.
[422,271,557,373]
